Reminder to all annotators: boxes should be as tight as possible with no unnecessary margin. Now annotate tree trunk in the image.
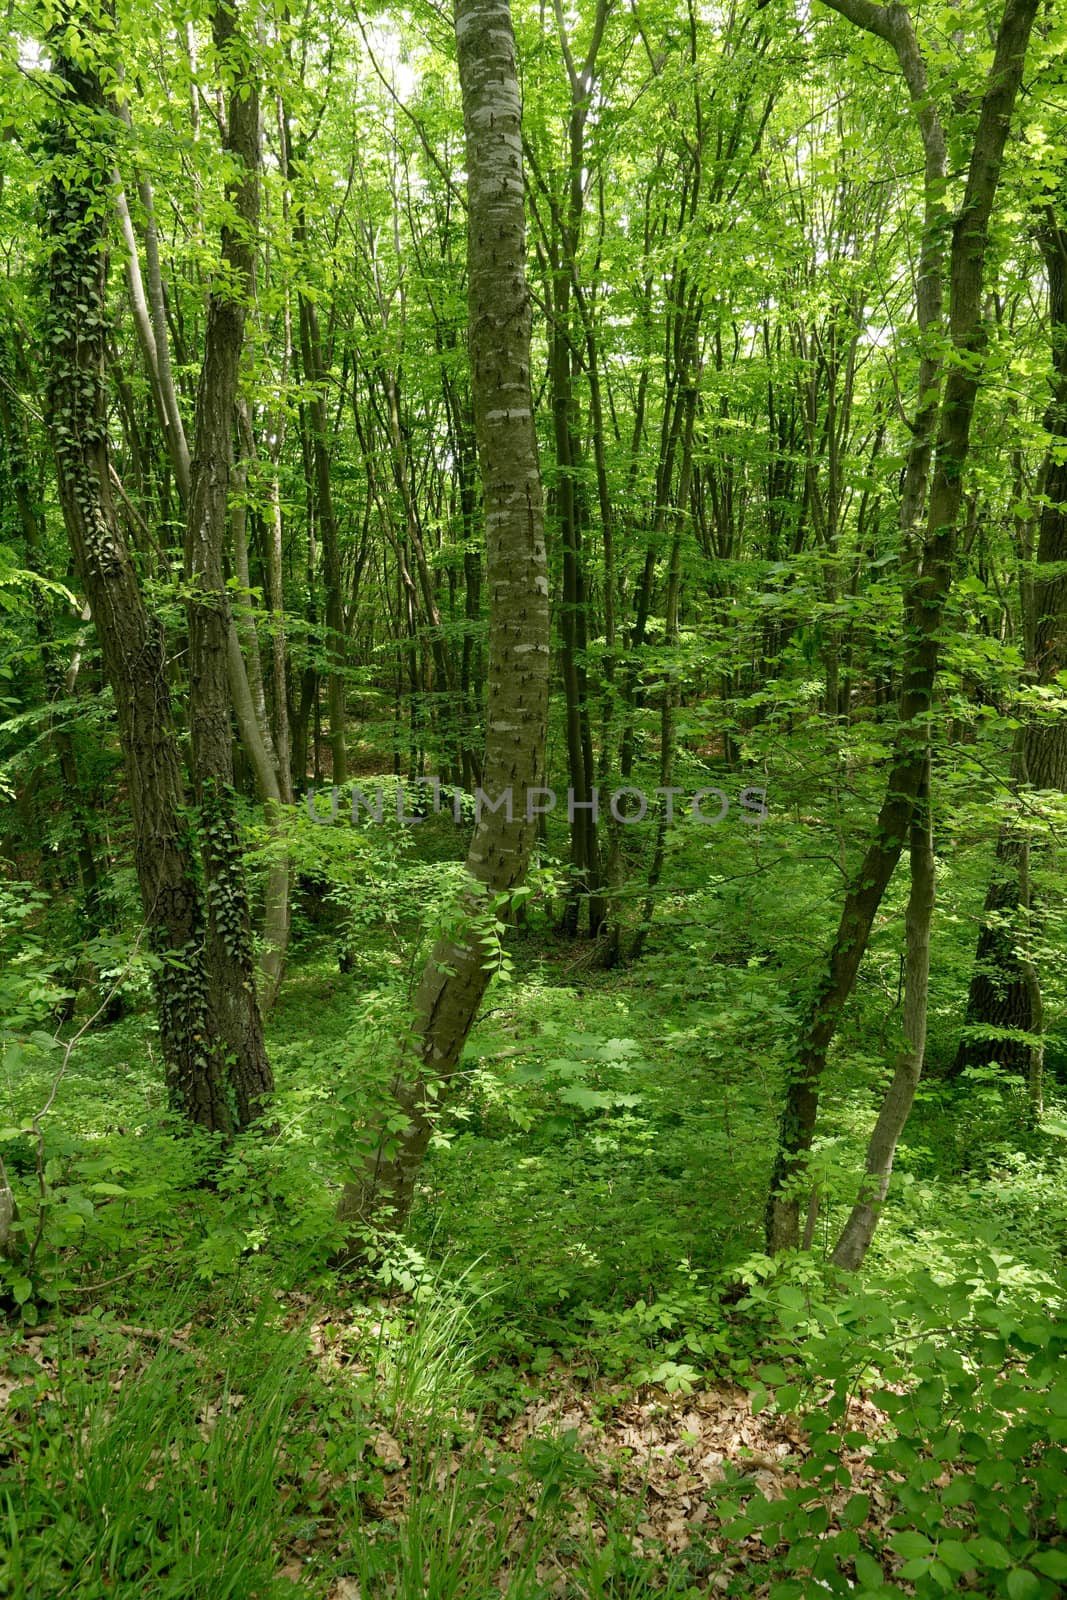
[766,0,1039,1253]
[831,760,935,1269]
[336,0,550,1248]
[115,123,292,1018]
[183,0,273,1126]
[296,291,348,784]
[40,20,239,1131]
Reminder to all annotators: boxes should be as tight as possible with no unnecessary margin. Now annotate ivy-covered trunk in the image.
[42,10,269,1135]
[183,0,273,1128]
[40,23,219,1126]
[336,0,550,1248]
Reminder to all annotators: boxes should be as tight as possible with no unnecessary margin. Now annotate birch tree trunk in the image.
[336,0,550,1248]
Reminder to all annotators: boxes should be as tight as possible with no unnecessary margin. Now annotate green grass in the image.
[1,1317,306,1599]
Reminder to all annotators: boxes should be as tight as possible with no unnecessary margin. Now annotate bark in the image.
[235,267,294,1009]
[0,1164,15,1260]
[336,0,550,1246]
[766,0,1039,1253]
[183,0,273,1125]
[225,620,290,1008]
[113,162,193,502]
[40,23,234,1131]
[232,405,275,763]
[116,126,292,1012]
[379,365,467,784]
[831,761,935,1269]
[441,369,484,790]
[630,375,698,961]
[599,294,700,961]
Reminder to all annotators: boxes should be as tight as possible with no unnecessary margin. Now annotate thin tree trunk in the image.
[630,375,698,961]
[831,760,935,1269]
[116,95,291,1015]
[225,622,290,1008]
[296,292,347,783]
[766,0,1039,1253]
[336,0,550,1247]
[112,165,192,502]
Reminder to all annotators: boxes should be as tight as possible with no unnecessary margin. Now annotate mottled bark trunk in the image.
[184,0,272,1125]
[766,0,1038,1253]
[336,0,550,1247]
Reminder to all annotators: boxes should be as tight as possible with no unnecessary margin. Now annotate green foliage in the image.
[0,1317,308,1599]
[721,1253,1067,1598]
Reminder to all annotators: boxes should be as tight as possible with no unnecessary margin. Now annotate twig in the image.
[16,1318,190,1353]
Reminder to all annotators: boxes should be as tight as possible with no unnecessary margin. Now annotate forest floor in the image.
[2,796,1066,1595]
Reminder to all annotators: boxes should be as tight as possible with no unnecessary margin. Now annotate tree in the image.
[336,0,551,1245]
[40,5,270,1134]
[182,0,273,1121]
[765,0,1040,1255]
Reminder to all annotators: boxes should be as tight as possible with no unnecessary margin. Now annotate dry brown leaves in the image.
[497,1376,889,1563]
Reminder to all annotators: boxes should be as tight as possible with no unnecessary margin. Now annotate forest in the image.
[0,0,1065,1592]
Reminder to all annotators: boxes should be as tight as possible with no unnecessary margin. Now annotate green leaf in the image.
[758,1363,788,1384]
[1031,1551,1067,1580]
[1006,1570,1041,1600]
[853,1551,883,1588]
[841,1493,870,1528]
[937,1539,974,1573]
[891,1531,933,1559]
[965,1536,1012,1569]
